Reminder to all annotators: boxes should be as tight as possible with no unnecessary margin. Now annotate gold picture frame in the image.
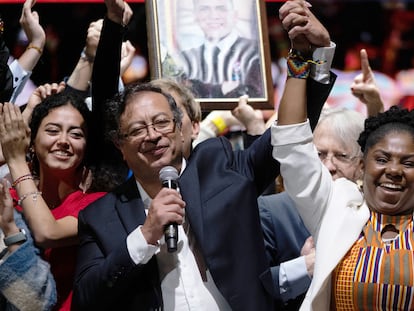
[146,0,274,110]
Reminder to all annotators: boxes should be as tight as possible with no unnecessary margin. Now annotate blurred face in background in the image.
[314,121,363,182]
[169,90,200,158]
[194,0,237,43]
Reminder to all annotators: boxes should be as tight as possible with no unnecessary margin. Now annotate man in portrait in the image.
[165,0,264,99]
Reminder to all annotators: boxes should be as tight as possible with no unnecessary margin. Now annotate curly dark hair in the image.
[358,105,414,153]
[29,91,93,176]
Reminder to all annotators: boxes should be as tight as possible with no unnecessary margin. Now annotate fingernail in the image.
[305,1,312,7]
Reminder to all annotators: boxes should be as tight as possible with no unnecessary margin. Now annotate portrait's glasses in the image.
[121,118,176,141]
[317,151,359,166]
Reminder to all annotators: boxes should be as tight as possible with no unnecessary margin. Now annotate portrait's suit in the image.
[177,35,263,98]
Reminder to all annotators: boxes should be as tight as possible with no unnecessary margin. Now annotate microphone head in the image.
[159,166,179,182]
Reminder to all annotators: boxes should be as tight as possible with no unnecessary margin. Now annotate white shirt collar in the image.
[135,158,187,209]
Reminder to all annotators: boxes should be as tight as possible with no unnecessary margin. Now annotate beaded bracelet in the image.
[287,57,311,79]
[12,174,34,188]
[286,48,326,79]
[17,191,42,206]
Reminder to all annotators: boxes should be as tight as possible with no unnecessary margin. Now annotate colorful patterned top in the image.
[332,211,414,310]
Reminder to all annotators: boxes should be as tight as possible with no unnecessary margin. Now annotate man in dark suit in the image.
[73,84,277,310]
[259,192,313,311]
[72,76,335,311]
[72,0,335,310]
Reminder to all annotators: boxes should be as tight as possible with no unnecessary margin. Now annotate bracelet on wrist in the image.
[26,44,43,54]
[210,116,227,135]
[288,48,325,65]
[4,229,27,247]
[12,174,34,188]
[286,57,311,79]
[17,191,42,206]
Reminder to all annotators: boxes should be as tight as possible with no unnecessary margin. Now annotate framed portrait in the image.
[146,0,274,110]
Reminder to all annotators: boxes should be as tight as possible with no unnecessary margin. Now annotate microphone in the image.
[159,166,179,253]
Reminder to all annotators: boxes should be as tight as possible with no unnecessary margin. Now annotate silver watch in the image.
[4,229,27,246]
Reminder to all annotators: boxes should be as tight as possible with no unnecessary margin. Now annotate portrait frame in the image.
[146,0,274,111]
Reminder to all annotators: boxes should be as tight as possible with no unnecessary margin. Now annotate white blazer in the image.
[271,120,370,310]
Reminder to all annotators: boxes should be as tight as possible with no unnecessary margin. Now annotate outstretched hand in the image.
[20,0,46,48]
[0,103,31,165]
[350,49,384,116]
[84,19,103,62]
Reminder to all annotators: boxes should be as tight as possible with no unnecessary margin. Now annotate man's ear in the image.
[113,139,121,150]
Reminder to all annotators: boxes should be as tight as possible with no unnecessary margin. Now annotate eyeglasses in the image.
[121,118,176,141]
[317,151,359,165]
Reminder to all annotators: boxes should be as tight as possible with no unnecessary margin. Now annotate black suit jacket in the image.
[73,131,278,311]
[259,192,311,310]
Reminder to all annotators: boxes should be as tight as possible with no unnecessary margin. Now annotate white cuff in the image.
[127,225,158,264]
[310,41,336,84]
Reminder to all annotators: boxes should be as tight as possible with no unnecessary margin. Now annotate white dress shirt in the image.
[126,160,231,311]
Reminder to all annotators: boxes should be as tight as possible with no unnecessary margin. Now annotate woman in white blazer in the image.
[271,7,414,307]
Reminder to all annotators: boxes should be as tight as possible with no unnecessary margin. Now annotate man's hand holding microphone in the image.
[140,166,185,252]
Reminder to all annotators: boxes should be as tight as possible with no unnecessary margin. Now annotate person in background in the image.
[0,92,106,310]
[1,0,45,104]
[150,78,202,158]
[0,177,56,310]
[272,1,414,309]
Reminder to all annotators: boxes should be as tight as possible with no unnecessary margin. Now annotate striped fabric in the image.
[175,32,264,98]
[332,211,414,310]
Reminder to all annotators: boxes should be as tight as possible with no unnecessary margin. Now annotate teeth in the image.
[54,151,70,156]
[381,183,403,190]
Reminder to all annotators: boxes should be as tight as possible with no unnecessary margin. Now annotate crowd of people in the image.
[0,0,413,311]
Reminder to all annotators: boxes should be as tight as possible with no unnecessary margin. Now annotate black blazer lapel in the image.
[114,176,147,234]
[179,166,205,246]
